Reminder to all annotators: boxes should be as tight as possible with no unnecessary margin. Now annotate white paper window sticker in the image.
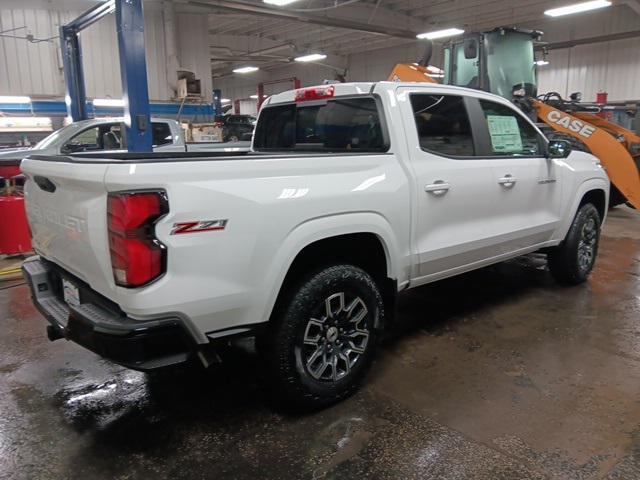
[486,115,523,153]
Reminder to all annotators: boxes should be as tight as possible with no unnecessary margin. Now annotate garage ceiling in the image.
[193,0,633,75]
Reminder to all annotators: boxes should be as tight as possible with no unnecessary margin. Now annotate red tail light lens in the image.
[107,191,168,288]
[295,85,335,102]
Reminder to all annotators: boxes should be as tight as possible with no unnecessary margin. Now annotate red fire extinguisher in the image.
[0,174,32,255]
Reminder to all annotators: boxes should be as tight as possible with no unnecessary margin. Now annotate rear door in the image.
[473,98,561,250]
[397,87,504,281]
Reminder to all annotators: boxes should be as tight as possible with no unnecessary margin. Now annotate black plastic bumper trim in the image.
[22,256,197,371]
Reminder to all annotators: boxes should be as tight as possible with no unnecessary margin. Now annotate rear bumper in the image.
[22,256,197,370]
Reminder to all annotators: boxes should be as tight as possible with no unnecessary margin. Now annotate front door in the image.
[473,98,562,252]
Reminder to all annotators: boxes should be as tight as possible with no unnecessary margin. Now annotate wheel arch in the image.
[260,213,404,329]
[556,179,609,242]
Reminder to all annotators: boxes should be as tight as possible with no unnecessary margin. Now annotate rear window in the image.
[253,97,387,152]
[152,122,173,146]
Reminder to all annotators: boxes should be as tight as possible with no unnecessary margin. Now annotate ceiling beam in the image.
[624,0,640,15]
[187,0,422,39]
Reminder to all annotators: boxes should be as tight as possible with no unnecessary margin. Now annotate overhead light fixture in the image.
[250,95,258,99]
[263,0,300,5]
[93,98,125,107]
[294,53,327,62]
[535,60,550,66]
[0,95,31,104]
[416,28,464,40]
[221,98,231,103]
[233,66,259,74]
[544,0,611,17]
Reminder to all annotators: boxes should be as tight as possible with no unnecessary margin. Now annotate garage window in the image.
[253,97,387,152]
[410,94,475,157]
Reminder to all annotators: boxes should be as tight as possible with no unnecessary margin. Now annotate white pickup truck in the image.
[0,117,250,172]
[21,82,609,408]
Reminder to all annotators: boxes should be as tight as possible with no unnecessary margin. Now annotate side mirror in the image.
[463,38,478,59]
[547,140,572,159]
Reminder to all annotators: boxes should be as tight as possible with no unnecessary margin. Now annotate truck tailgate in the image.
[21,158,115,296]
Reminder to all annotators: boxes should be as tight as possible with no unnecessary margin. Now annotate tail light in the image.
[107,191,168,288]
[214,121,224,128]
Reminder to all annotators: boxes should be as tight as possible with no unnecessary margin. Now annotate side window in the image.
[410,94,474,156]
[66,126,100,152]
[64,123,123,153]
[152,122,173,146]
[479,100,543,156]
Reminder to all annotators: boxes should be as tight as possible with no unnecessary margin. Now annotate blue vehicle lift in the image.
[60,0,152,152]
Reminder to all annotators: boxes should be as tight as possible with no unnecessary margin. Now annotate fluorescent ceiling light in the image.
[233,66,259,74]
[0,95,31,104]
[426,65,444,74]
[544,0,611,17]
[93,98,125,107]
[263,0,300,5]
[221,98,231,103]
[416,28,464,40]
[535,60,550,66]
[294,53,327,62]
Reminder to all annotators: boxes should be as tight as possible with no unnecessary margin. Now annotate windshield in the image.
[253,97,387,152]
[34,128,66,149]
[485,31,537,100]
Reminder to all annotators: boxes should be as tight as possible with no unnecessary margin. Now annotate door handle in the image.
[498,174,517,187]
[425,181,451,195]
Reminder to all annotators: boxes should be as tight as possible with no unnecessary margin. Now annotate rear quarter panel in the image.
[104,153,411,337]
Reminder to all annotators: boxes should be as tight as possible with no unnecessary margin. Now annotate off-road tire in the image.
[262,264,383,409]
[548,203,601,285]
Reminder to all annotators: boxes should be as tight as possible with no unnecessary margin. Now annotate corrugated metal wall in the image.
[0,5,206,101]
[537,38,640,102]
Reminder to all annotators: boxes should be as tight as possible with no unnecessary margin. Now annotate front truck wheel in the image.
[263,264,383,409]
[548,203,602,285]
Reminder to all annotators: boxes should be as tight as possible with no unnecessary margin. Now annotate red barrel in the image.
[0,195,32,255]
[0,165,21,179]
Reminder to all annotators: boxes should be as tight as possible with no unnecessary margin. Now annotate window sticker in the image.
[486,115,523,153]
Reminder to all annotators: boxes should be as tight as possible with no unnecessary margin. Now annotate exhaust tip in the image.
[46,325,64,342]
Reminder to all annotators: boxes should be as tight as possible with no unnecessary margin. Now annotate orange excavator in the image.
[388,27,640,209]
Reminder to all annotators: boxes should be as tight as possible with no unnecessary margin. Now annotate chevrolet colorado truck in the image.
[21,82,609,408]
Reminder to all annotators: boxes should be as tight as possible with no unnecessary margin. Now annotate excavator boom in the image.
[534,101,640,209]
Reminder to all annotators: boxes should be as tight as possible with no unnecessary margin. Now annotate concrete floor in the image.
[1,207,639,480]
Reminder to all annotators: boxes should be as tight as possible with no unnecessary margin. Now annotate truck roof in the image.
[264,81,519,109]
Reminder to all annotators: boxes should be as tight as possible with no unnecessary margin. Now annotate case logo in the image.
[546,110,596,139]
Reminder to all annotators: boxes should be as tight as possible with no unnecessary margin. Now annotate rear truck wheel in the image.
[548,203,601,285]
[263,264,383,409]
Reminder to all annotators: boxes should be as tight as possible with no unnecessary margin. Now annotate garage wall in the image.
[0,3,209,102]
[537,37,640,102]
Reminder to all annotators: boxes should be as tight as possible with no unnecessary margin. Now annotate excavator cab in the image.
[443,28,540,101]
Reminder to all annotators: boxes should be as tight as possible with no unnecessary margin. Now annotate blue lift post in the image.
[60,0,152,152]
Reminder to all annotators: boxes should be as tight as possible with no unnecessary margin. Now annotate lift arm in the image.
[534,100,640,209]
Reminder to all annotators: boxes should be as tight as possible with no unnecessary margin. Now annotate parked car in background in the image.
[0,117,250,174]
[215,114,256,142]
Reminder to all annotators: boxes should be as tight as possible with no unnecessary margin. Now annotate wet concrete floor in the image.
[1,207,640,479]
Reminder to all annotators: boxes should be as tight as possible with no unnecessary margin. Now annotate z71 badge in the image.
[171,219,228,235]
